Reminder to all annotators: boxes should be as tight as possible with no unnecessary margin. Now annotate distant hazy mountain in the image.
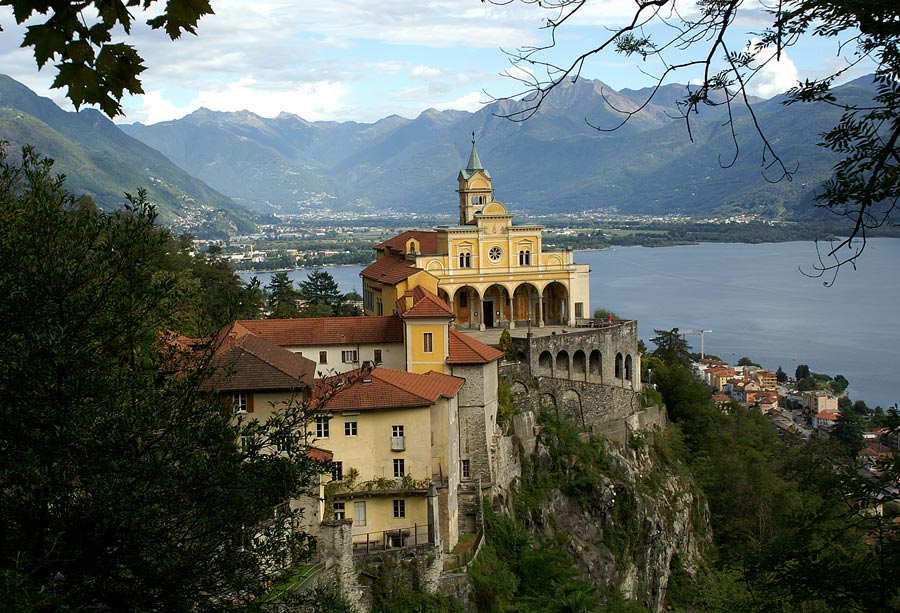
[0,75,254,236]
[123,77,875,221]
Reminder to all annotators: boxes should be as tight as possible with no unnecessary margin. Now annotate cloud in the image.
[744,38,799,98]
[411,65,444,80]
[434,91,487,113]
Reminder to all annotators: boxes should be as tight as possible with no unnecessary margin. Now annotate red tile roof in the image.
[373,230,439,255]
[360,253,422,284]
[315,367,463,412]
[398,286,454,319]
[816,411,840,420]
[227,316,404,346]
[447,329,504,364]
[204,333,316,392]
[307,446,333,463]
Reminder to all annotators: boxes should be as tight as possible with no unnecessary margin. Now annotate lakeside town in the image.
[695,357,898,466]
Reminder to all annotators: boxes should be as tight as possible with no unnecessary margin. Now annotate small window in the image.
[231,393,248,413]
[354,502,367,526]
[423,332,433,353]
[393,499,406,518]
[342,350,358,364]
[373,349,382,363]
[393,458,405,478]
[376,298,383,316]
[331,461,343,481]
[575,302,583,318]
[392,425,404,438]
[458,252,471,268]
[333,502,345,520]
[319,351,328,364]
[345,421,357,437]
[276,432,292,452]
[461,459,470,479]
[316,416,329,438]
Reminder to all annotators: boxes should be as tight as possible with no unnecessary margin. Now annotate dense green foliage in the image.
[647,331,900,611]
[0,148,323,611]
[470,506,605,612]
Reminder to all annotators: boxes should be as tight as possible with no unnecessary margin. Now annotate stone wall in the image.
[513,321,642,392]
[452,362,499,486]
[317,520,365,610]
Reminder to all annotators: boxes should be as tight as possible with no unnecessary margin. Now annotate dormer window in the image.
[406,239,419,255]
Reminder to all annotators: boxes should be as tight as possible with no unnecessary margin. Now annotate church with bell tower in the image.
[361,136,590,330]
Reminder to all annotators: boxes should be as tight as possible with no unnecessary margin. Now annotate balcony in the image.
[391,436,405,451]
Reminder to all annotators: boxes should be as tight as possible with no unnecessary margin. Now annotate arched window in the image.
[518,250,531,265]
[458,252,471,268]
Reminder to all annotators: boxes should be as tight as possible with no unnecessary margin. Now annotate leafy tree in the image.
[493,0,900,273]
[796,376,817,392]
[830,374,849,394]
[2,0,213,116]
[736,356,754,367]
[299,269,343,311]
[775,366,788,383]
[795,364,811,381]
[499,329,516,361]
[650,328,692,369]
[593,306,617,321]
[852,399,871,415]
[0,147,323,610]
[832,411,865,457]
[267,272,301,318]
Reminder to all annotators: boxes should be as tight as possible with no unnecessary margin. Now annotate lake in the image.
[241,239,899,409]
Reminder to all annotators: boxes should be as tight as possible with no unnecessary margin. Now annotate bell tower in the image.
[457,133,493,225]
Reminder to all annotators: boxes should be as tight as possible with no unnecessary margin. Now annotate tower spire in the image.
[457,133,493,224]
[466,132,484,172]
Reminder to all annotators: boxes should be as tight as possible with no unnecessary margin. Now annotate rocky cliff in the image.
[493,410,711,612]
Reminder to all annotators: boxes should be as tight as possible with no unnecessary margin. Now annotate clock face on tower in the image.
[488,246,503,263]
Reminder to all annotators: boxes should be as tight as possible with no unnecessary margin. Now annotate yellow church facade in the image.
[362,138,590,328]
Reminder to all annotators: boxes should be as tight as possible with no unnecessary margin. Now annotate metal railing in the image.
[352,523,432,555]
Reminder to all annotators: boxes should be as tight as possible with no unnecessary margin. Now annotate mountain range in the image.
[0,74,253,236]
[2,73,876,231]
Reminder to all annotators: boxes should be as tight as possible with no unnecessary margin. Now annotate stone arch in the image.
[572,350,586,381]
[451,285,479,327]
[555,350,570,379]
[625,354,634,382]
[537,351,553,377]
[511,380,528,396]
[561,389,585,428]
[483,283,512,328]
[540,393,557,410]
[542,281,569,326]
[516,349,527,363]
[615,352,624,379]
[589,350,602,383]
[512,282,539,324]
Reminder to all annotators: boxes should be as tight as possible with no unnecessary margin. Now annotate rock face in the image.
[497,411,711,612]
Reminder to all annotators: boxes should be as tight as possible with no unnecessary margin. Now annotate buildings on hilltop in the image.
[204,139,623,561]
[361,136,590,329]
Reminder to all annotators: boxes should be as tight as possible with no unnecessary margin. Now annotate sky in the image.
[0,1,875,126]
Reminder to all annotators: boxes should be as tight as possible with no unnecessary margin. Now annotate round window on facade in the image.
[488,246,503,262]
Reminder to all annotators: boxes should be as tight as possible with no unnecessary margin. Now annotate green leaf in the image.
[146,0,213,39]
[22,24,68,68]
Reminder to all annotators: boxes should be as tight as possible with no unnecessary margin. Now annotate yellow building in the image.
[209,285,503,554]
[362,137,591,328]
[313,367,464,551]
